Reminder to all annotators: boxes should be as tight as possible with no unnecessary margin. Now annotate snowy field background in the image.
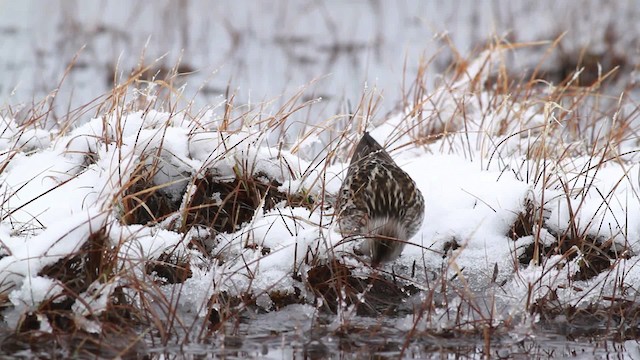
[1,1,640,358]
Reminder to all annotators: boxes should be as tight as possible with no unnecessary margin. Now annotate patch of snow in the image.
[0,209,107,289]
[8,276,63,308]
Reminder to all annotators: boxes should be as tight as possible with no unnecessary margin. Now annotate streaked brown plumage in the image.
[336,132,425,266]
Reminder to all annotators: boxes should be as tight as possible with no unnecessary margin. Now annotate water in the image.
[143,307,640,359]
[1,297,639,358]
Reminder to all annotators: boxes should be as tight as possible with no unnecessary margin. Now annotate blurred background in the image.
[0,0,638,125]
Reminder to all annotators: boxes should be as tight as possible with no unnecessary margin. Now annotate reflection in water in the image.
[142,306,640,358]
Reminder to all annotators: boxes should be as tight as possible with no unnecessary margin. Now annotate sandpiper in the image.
[336,132,425,266]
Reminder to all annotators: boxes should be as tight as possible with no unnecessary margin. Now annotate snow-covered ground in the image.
[1,48,639,354]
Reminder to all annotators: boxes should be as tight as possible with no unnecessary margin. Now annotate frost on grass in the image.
[1,44,640,346]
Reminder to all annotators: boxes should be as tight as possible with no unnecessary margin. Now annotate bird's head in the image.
[363,217,409,267]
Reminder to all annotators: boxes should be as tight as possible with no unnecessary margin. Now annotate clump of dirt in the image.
[182,170,291,233]
[30,229,138,336]
[268,288,305,310]
[197,258,420,321]
[121,164,313,236]
[201,260,421,318]
[517,230,629,281]
[508,197,537,241]
[145,252,192,284]
[120,162,184,226]
[508,196,630,281]
[306,260,419,316]
[39,228,113,296]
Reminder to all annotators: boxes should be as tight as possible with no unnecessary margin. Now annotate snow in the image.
[8,276,62,308]
[0,209,107,289]
[1,50,639,338]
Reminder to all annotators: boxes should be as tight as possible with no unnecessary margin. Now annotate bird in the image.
[336,132,425,267]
